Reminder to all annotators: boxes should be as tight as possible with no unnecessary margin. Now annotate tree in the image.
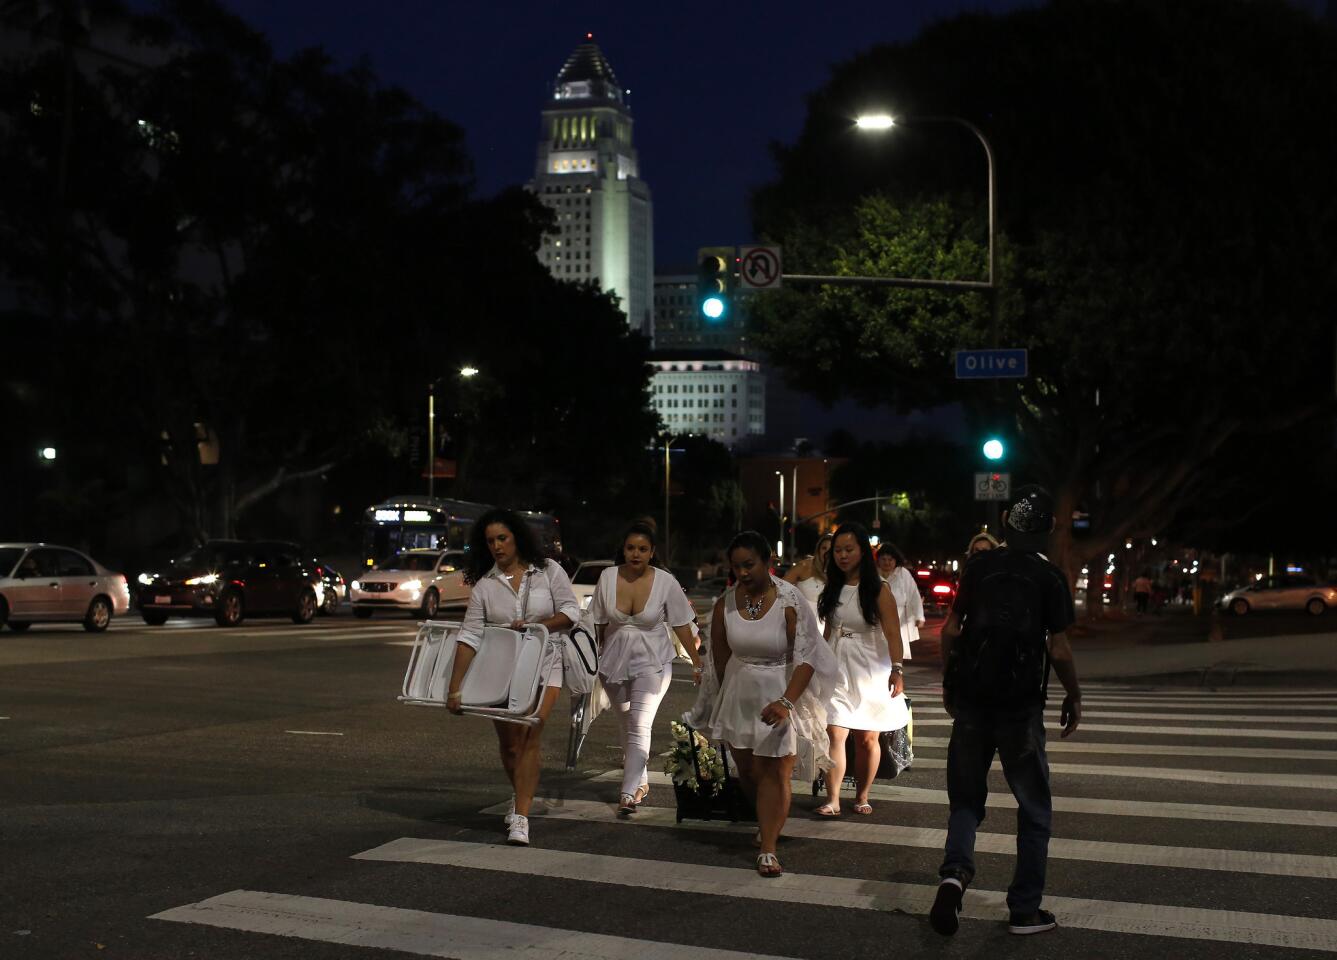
[749,0,1337,593]
[0,0,660,553]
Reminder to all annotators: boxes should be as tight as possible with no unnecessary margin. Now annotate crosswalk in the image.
[151,679,1337,957]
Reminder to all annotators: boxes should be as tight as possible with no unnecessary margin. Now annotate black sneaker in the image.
[929,878,964,936]
[1008,909,1057,935]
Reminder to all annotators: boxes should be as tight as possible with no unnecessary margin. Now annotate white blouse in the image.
[457,559,580,651]
[591,565,695,682]
[886,566,924,625]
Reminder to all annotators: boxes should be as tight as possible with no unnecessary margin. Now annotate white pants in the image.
[604,669,674,798]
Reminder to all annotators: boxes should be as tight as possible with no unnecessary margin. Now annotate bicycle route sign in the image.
[974,472,1011,501]
[738,245,782,290]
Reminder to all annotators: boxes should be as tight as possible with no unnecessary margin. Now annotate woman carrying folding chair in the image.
[446,508,580,847]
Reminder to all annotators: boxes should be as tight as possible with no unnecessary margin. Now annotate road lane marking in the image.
[1078,698,1337,712]
[284,730,344,736]
[494,798,1337,878]
[912,718,1337,741]
[356,839,1337,952]
[591,771,1337,827]
[915,705,1337,725]
[151,889,801,960]
[910,735,1337,762]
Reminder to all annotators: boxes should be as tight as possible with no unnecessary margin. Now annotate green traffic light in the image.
[982,438,1005,461]
[702,295,726,320]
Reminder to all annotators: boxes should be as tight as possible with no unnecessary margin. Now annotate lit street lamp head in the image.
[855,114,896,131]
[38,447,57,461]
[459,366,479,378]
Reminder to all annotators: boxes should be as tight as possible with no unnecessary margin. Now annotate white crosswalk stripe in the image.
[152,683,1337,956]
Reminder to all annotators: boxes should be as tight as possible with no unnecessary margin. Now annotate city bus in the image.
[360,496,562,568]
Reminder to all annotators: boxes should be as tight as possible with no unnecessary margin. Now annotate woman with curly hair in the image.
[446,508,580,847]
[815,522,908,817]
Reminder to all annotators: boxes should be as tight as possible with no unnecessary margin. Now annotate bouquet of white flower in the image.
[664,721,725,797]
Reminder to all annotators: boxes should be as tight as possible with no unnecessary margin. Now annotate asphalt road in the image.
[3,615,1337,959]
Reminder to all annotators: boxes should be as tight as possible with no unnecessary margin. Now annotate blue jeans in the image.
[939,704,1052,914]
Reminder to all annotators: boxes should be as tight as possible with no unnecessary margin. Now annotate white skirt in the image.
[828,631,909,731]
[710,659,795,758]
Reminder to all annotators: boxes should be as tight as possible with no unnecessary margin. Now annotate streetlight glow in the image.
[855,114,896,130]
[39,447,57,461]
[459,366,479,378]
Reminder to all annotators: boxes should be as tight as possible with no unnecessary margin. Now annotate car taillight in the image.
[932,584,953,595]
[916,569,932,578]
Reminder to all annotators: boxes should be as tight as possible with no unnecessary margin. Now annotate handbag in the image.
[563,620,599,695]
[812,696,914,794]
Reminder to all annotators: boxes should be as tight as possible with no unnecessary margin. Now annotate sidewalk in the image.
[1074,630,1337,686]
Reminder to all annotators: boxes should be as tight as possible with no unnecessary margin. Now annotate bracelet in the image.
[446,690,461,700]
[891,664,904,675]
[777,696,794,711]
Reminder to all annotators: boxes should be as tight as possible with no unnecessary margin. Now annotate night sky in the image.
[215,0,1035,269]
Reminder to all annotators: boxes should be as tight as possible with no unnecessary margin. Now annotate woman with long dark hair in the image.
[709,530,838,877]
[446,508,580,846]
[591,521,701,816]
[814,522,908,817]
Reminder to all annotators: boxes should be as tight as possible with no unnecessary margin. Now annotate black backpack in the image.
[948,564,1051,706]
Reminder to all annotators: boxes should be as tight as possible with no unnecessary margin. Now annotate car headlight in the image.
[351,580,361,591]
[580,595,592,610]
[403,578,422,594]
[184,573,219,586]
[137,573,155,586]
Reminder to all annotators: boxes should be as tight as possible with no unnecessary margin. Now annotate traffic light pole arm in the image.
[781,274,993,293]
[793,496,890,529]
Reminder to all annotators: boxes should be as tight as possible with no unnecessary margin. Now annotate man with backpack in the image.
[930,485,1082,937]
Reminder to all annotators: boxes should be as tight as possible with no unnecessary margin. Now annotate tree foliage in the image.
[749,0,1337,584]
[0,0,658,553]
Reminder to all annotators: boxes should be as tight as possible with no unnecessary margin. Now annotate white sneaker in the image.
[507,814,530,846]
[504,796,516,827]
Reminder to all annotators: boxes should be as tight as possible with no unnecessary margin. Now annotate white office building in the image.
[528,38,654,337]
[650,350,766,447]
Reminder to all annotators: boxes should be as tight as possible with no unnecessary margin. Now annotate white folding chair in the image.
[399,620,556,726]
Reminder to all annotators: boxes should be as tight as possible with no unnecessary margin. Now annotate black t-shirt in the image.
[947,547,1076,708]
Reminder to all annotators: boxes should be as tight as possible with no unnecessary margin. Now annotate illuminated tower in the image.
[529,36,654,337]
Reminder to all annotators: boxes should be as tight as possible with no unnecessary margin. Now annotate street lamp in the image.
[775,470,785,560]
[428,366,480,500]
[662,434,688,568]
[854,113,996,294]
[38,447,57,461]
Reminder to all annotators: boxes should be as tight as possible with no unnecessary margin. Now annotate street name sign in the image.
[738,245,782,289]
[955,348,1028,379]
[975,472,1011,501]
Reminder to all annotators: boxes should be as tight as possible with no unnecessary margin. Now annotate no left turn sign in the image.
[738,245,782,290]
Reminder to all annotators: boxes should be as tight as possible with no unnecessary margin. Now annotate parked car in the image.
[312,558,346,615]
[570,559,613,612]
[918,570,958,616]
[137,540,321,627]
[349,549,469,619]
[1220,575,1337,616]
[0,543,131,632]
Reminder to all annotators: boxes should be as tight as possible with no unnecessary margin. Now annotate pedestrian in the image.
[1133,571,1154,615]
[785,533,833,611]
[877,542,925,661]
[931,485,1082,937]
[965,531,999,557]
[708,530,839,876]
[813,523,909,817]
[590,521,702,817]
[447,508,581,847]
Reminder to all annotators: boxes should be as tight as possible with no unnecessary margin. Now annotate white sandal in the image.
[756,852,782,877]
[617,793,637,817]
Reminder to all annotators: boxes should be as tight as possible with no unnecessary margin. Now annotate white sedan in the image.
[350,549,469,619]
[0,542,132,632]
[1221,574,1337,616]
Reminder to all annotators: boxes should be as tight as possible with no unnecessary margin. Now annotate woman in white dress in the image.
[785,533,832,612]
[591,521,701,816]
[447,509,580,847]
[815,522,908,817]
[877,542,925,661]
[710,531,839,877]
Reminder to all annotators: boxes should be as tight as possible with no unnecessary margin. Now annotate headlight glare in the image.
[184,573,219,586]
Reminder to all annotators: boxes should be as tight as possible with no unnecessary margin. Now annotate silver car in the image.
[350,549,470,619]
[0,542,132,632]
[1220,574,1337,616]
